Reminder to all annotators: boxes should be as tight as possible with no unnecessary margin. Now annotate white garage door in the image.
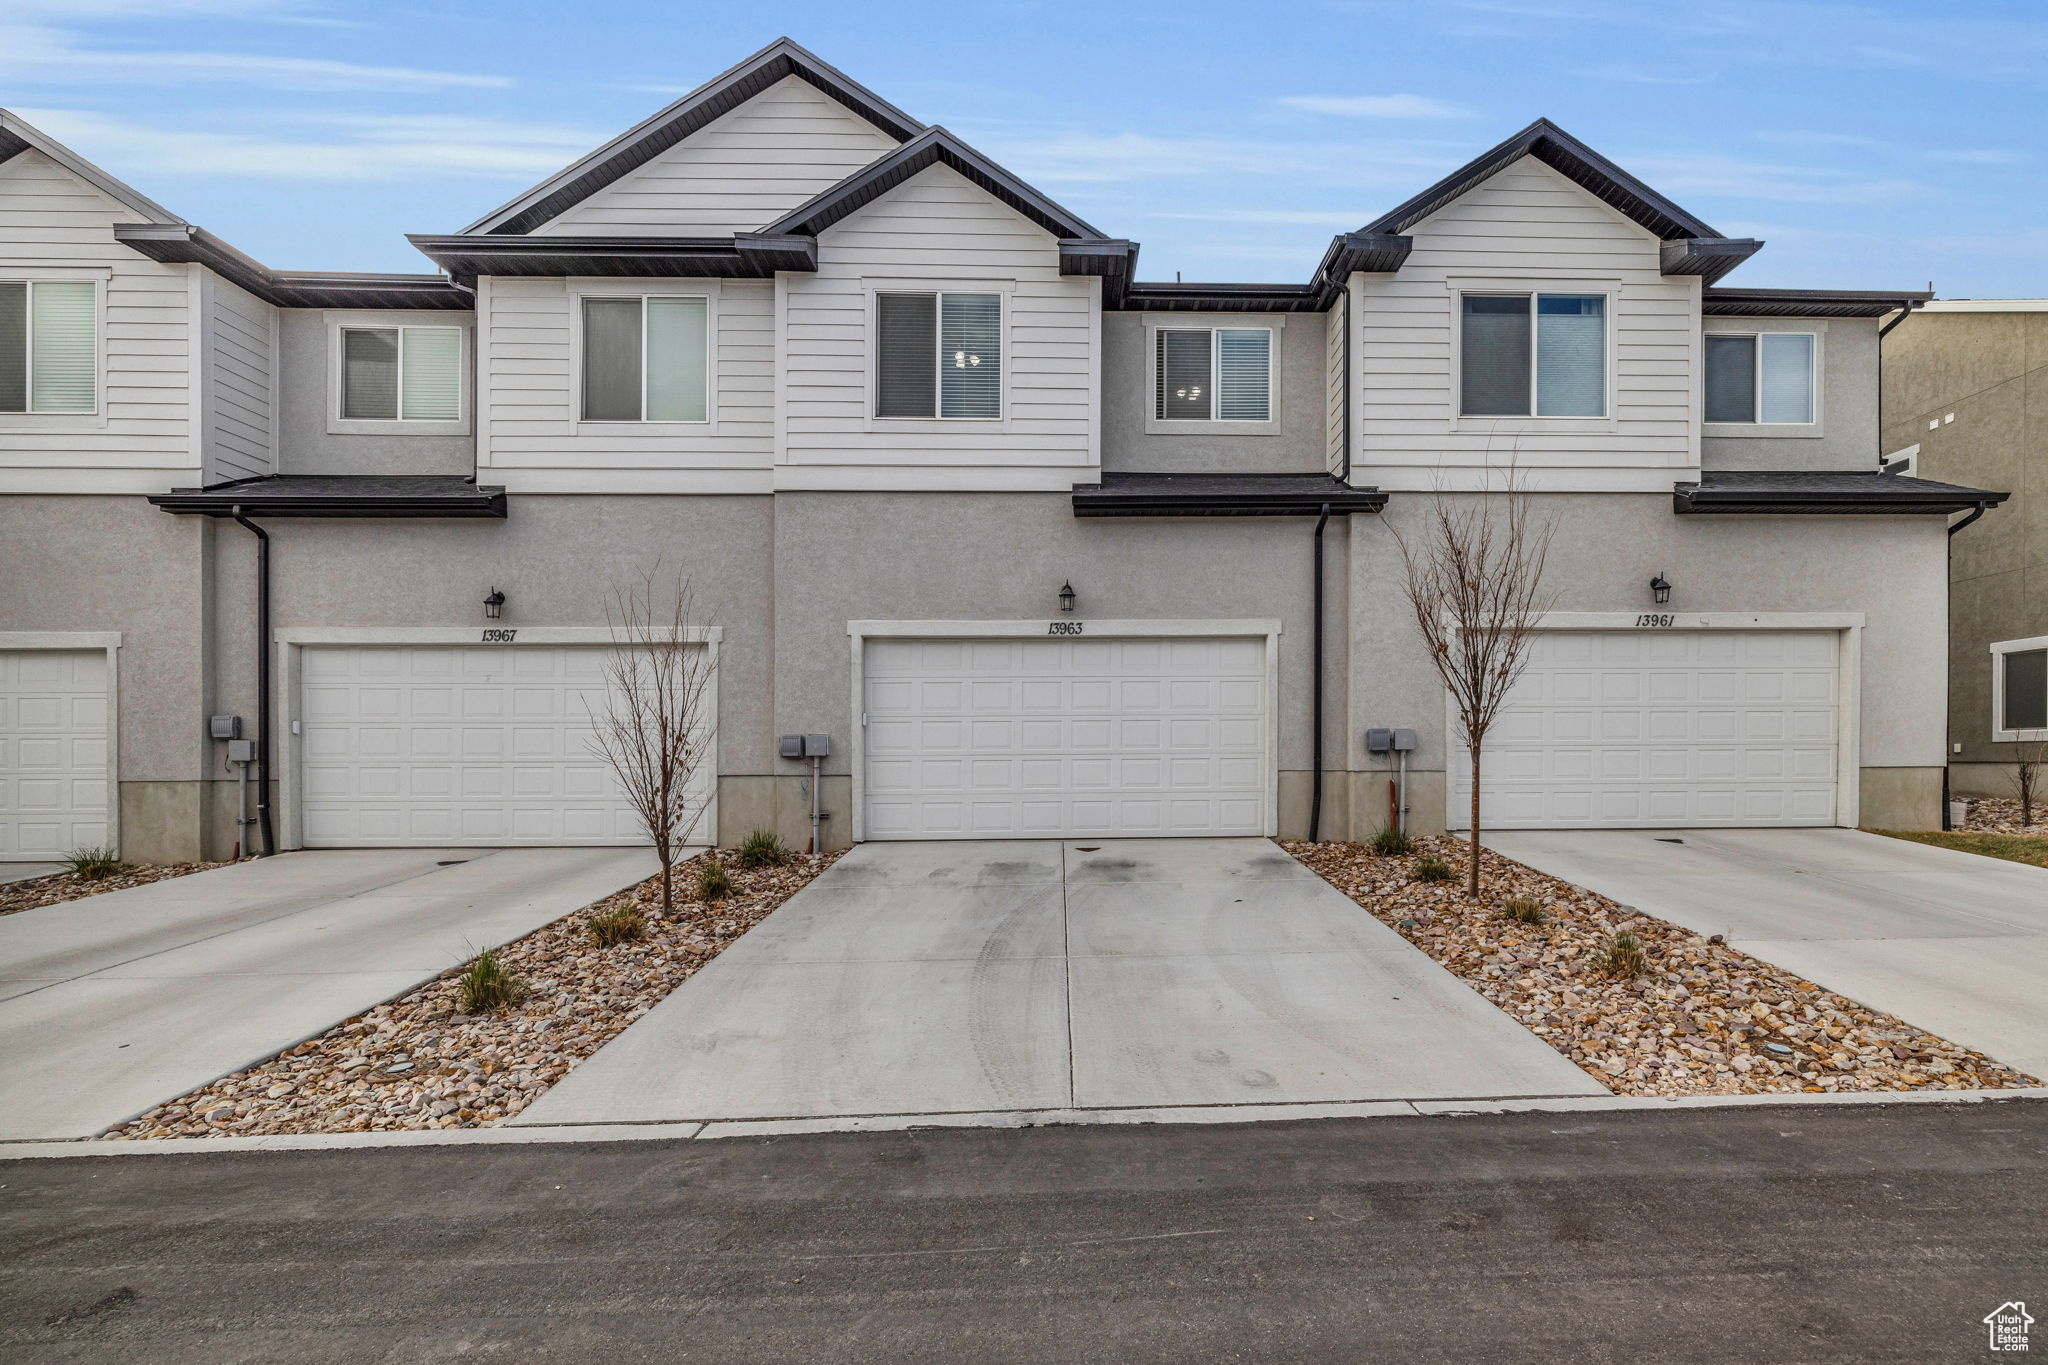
[1457,630,1840,829]
[0,650,110,860]
[862,636,1268,840]
[299,644,702,847]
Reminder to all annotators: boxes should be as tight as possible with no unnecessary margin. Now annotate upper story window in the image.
[340,325,462,422]
[0,280,97,415]
[1460,293,1606,418]
[876,291,1001,419]
[581,295,708,423]
[1705,332,1815,424]
[1994,638,2048,741]
[1155,327,1271,422]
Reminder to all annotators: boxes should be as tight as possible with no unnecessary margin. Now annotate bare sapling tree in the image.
[2013,739,2045,829]
[1393,476,1556,899]
[588,571,717,916]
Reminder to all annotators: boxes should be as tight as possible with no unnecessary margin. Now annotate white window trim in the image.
[272,625,723,852]
[843,618,1283,843]
[1702,319,1826,437]
[864,283,1011,428]
[571,286,717,427]
[1144,318,1280,436]
[1451,288,1614,427]
[1442,612,1863,830]
[1991,635,2048,743]
[0,631,121,860]
[324,312,472,437]
[0,275,107,429]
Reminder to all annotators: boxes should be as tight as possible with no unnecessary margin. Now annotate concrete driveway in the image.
[0,846,656,1140]
[1485,828,2048,1079]
[514,838,1602,1127]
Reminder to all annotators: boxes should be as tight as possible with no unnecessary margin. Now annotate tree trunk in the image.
[656,839,673,917]
[1468,743,1483,899]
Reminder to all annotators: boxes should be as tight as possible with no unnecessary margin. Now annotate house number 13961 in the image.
[1634,614,1675,628]
[1047,621,1085,636]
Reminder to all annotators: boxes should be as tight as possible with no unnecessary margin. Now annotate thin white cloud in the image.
[0,22,508,92]
[1625,152,1923,206]
[1940,149,2028,165]
[1151,209,1374,226]
[965,126,1462,190]
[1277,94,1474,119]
[13,108,601,181]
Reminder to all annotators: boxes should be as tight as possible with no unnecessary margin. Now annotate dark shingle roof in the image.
[149,476,506,519]
[1674,469,2006,515]
[1073,472,1385,517]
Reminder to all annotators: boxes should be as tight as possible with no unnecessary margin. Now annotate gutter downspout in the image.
[1940,498,1995,831]
[1876,298,1922,468]
[1309,502,1332,843]
[230,505,276,857]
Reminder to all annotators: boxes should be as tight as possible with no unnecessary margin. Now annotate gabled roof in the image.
[462,37,926,236]
[0,109,184,226]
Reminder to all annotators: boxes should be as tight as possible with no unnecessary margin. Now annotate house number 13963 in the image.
[1047,621,1085,636]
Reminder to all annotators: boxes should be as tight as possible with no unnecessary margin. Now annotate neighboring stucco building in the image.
[1881,299,2048,798]
[0,39,2001,864]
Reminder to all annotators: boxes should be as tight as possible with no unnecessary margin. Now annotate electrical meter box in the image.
[1365,727,1419,753]
[779,733,832,759]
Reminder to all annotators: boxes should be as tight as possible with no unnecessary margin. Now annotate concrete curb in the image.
[4,1085,2046,1160]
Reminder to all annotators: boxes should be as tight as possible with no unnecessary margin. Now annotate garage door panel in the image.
[864,636,1267,840]
[1458,630,1839,830]
[1,650,110,859]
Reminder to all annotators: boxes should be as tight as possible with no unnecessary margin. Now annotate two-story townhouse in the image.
[0,38,2003,865]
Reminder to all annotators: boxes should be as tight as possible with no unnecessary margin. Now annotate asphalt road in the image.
[4,1100,2045,1363]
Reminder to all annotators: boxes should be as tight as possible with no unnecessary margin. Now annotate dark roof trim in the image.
[1118,283,1323,313]
[407,232,816,282]
[1673,470,2007,516]
[463,38,925,235]
[761,126,1110,243]
[149,475,507,519]
[1660,237,1764,282]
[1702,287,1936,318]
[116,224,469,310]
[1058,239,1139,307]
[1361,118,1724,243]
[1073,472,1387,518]
[1313,232,1414,285]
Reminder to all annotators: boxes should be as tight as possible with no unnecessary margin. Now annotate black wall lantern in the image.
[1649,574,1672,606]
[1057,580,1077,614]
[483,587,506,620]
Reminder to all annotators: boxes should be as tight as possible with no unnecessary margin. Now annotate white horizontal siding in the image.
[780,164,1097,481]
[0,149,198,487]
[1352,156,1700,490]
[201,272,276,483]
[534,76,901,237]
[477,275,774,489]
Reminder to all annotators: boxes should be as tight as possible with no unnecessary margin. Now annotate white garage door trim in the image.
[848,619,1283,842]
[0,632,121,861]
[277,626,720,850]
[1445,612,1862,830]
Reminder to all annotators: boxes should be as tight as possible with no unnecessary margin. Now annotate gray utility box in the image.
[1365,727,1418,754]
[226,739,256,763]
[210,714,242,740]
[779,733,832,759]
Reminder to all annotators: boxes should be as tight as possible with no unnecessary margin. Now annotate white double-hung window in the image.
[340,325,462,421]
[580,295,709,422]
[1155,327,1271,422]
[1460,293,1606,417]
[0,280,97,415]
[875,291,1001,419]
[1705,332,1816,424]
[1993,638,2048,741]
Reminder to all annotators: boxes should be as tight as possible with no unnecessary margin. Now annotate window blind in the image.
[1704,334,1757,423]
[876,292,937,418]
[29,281,96,414]
[939,293,1000,419]
[582,298,643,421]
[341,327,399,421]
[2005,649,2048,732]
[1460,296,1530,415]
[1156,329,1211,420]
[1217,329,1270,420]
[1535,295,1603,417]
[0,281,24,413]
[645,296,709,422]
[398,327,461,421]
[1759,333,1814,424]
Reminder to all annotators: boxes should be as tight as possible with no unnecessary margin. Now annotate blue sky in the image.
[7,0,2045,295]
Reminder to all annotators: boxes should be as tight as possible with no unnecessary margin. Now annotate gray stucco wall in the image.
[276,310,476,477]
[1701,316,1879,473]
[1101,311,1328,474]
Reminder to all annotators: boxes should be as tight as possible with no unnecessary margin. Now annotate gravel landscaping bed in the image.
[1285,837,2038,1098]
[1960,796,2047,836]
[0,860,235,918]
[107,848,840,1139]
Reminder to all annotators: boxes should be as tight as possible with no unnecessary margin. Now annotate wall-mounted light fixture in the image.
[1057,580,1077,614]
[1649,574,1672,606]
[483,587,506,620]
